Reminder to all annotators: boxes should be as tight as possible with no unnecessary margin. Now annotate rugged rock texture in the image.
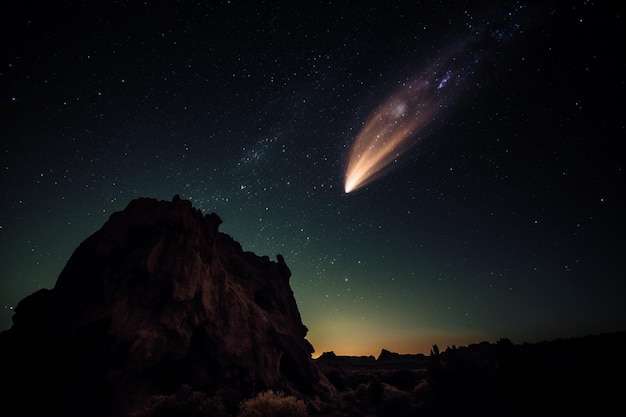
[0,196,337,416]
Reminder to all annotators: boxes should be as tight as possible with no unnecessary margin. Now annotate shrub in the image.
[132,384,227,417]
[366,379,384,406]
[388,369,418,391]
[355,383,368,403]
[238,390,308,417]
[380,384,412,416]
[413,379,434,402]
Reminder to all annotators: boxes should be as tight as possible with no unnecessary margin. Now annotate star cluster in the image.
[1,1,624,356]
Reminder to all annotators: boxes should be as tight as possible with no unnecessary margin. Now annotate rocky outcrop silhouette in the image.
[376,348,428,368]
[0,196,337,416]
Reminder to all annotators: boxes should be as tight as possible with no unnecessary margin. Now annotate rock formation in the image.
[0,196,337,416]
[376,348,428,368]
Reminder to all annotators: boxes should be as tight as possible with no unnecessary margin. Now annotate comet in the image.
[343,41,481,193]
[342,0,534,194]
[343,79,439,193]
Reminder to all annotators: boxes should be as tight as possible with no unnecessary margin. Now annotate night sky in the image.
[1,1,624,357]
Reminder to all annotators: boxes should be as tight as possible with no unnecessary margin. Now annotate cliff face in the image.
[0,196,336,416]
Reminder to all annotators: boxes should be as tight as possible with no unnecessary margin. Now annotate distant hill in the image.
[316,349,429,373]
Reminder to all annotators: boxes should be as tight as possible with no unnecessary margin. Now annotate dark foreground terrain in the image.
[123,331,626,417]
[119,332,626,416]
[315,332,626,417]
[1,197,624,416]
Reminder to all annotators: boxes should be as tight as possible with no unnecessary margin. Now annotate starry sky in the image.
[1,1,624,357]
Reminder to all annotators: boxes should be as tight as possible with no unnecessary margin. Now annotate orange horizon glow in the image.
[306,317,490,359]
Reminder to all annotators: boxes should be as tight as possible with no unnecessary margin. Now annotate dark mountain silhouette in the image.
[316,349,428,374]
[0,196,338,417]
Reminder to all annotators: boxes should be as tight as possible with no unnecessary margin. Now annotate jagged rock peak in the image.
[377,348,399,361]
[0,196,338,417]
[319,351,338,359]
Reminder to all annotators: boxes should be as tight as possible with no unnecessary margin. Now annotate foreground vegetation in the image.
[323,333,626,416]
[132,332,626,417]
[133,387,309,417]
